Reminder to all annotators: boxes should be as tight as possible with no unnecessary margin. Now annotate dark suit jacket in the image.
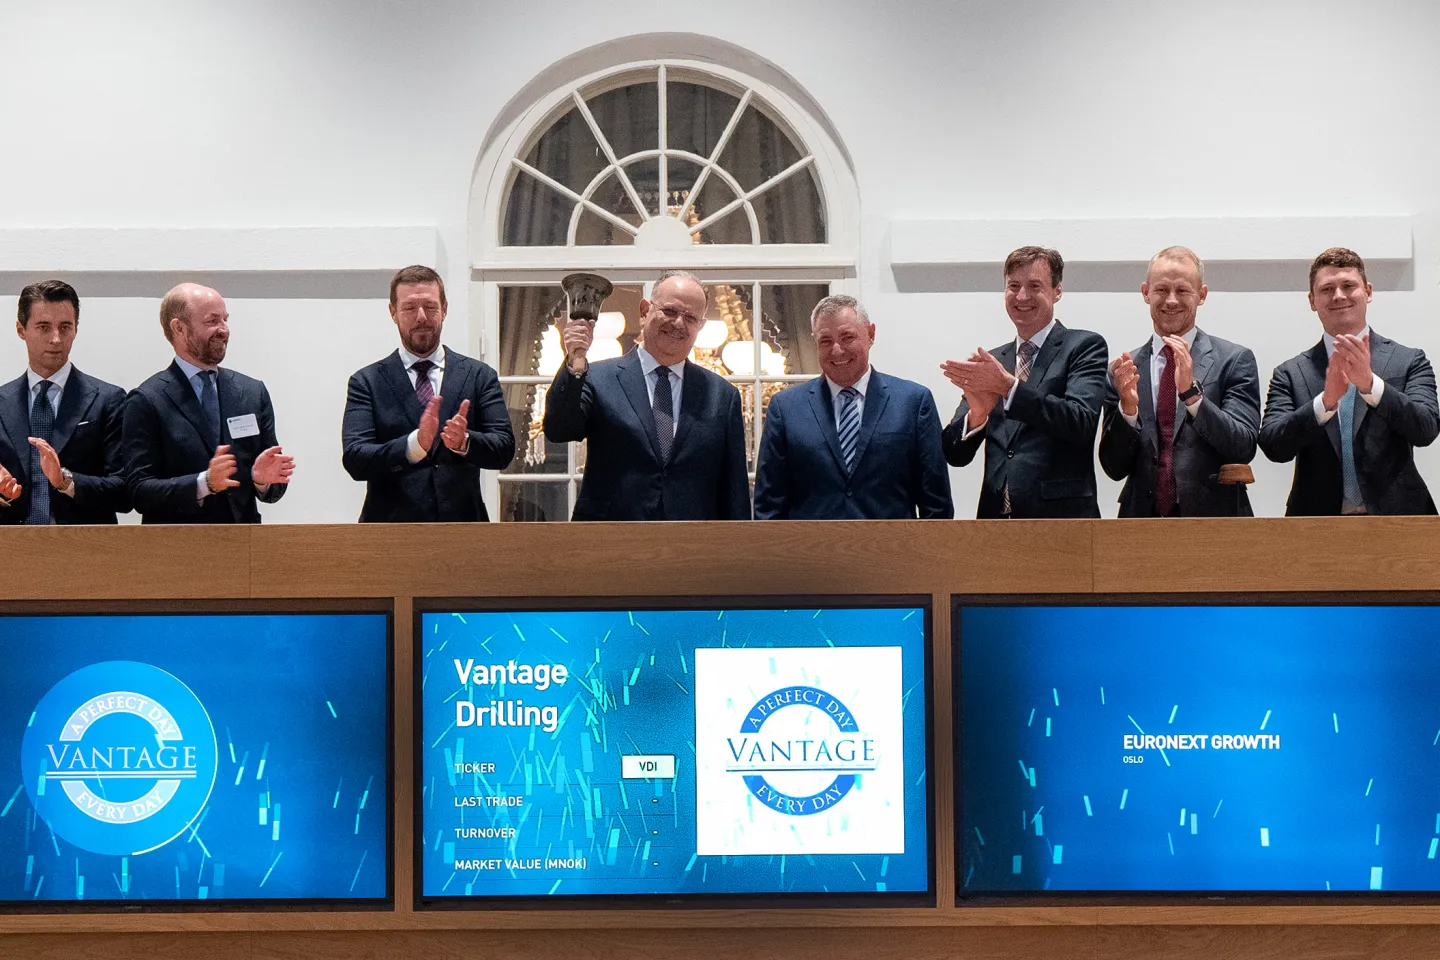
[942,321,1108,519]
[341,348,514,522]
[123,361,286,524]
[0,367,130,524]
[1258,331,1440,516]
[543,350,750,521]
[1099,329,1261,517]
[753,370,952,519]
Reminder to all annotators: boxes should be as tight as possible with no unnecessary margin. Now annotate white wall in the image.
[1,0,1437,520]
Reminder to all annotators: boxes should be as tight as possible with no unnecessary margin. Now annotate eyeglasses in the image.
[654,304,704,326]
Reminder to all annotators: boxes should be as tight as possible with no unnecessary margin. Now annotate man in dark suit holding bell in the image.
[1099,246,1261,516]
[342,265,514,522]
[940,246,1108,518]
[544,270,749,520]
[124,283,294,523]
[0,280,129,524]
[1259,247,1439,515]
[753,294,951,519]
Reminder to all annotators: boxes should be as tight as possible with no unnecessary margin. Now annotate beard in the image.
[184,326,228,366]
[403,324,441,357]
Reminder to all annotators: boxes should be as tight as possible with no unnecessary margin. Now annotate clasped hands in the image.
[941,348,1017,429]
[418,396,471,456]
[207,444,295,493]
[1321,333,1374,410]
[1110,335,1196,418]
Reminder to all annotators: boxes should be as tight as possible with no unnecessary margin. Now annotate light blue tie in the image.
[837,387,860,472]
[1338,383,1363,511]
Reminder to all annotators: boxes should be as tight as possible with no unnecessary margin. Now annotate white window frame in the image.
[468,54,859,519]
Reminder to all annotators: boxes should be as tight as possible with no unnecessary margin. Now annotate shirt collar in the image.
[1016,318,1057,353]
[1149,325,1199,355]
[28,361,73,393]
[637,345,686,379]
[1323,327,1370,358]
[173,355,216,382]
[826,366,872,401]
[398,343,445,371]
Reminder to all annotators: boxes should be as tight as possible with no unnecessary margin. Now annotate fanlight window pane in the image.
[502,175,571,246]
[666,82,742,159]
[520,107,606,196]
[588,82,660,164]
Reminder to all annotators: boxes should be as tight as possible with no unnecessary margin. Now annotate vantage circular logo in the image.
[723,685,877,816]
[21,662,218,856]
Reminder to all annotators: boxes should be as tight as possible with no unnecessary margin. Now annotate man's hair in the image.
[1309,247,1367,291]
[17,279,80,327]
[653,269,711,309]
[1004,246,1064,287]
[810,294,870,331]
[390,265,446,308]
[158,286,194,343]
[1149,245,1205,282]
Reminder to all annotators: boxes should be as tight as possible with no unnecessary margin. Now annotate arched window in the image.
[469,43,857,521]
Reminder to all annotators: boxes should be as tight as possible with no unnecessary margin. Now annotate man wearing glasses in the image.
[544,270,750,520]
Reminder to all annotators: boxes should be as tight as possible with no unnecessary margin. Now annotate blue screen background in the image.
[418,606,930,899]
[959,604,1440,893]
[0,613,389,903]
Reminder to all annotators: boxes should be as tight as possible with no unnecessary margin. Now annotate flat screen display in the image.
[957,598,1440,896]
[416,600,931,905]
[0,610,391,907]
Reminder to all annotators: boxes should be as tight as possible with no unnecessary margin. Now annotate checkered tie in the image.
[1000,340,1038,517]
[653,368,674,463]
[26,380,54,524]
[837,387,860,472]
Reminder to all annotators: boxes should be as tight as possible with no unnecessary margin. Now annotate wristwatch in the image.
[60,467,74,493]
[1178,382,1203,403]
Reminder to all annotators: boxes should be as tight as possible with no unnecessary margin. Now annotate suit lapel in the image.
[669,361,704,457]
[1296,341,1342,460]
[851,370,889,470]
[0,374,28,460]
[382,351,425,420]
[617,351,663,462]
[805,378,847,473]
[1133,340,1157,451]
[439,349,473,422]
[1354,330,1396,437]
[51,368,97,454]
[161,362,215,449]
[1024,321,1065,385]
[988,340,1019,442]
[217,368,245,441]
[1175,330,1216,444]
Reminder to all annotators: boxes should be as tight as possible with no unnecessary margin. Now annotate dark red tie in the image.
[1155,345,1177,516]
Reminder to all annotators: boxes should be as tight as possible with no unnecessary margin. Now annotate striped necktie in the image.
[1001,340,1038,517]
[837,387,860,472]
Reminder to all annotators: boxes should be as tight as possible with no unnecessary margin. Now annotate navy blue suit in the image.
[341,348,514,522]
[0,367,130,524]
[123,361,286,524]
[543,350,750,521]
[754,370,952,519]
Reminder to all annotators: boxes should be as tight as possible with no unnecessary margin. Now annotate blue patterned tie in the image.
[837,387,861,472]
[26,380,54,524]
[1338,382,1363,511]
[653,368,674,463]
[199,370,221,449]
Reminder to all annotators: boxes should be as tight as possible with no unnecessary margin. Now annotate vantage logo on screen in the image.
[693,646,905,856]
[20,661,218,856]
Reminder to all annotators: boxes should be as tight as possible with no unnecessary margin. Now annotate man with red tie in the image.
[342,265,514,521]
[1258,248,1439,515]
[1099,246,1261,516]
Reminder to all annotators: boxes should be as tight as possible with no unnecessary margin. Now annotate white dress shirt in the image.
[1312,327,1384,424]
[826,367,872,431]
[401,344,448,462]
[1120,326,1203,430]
[25,362,76,497]
[637,346,685,437]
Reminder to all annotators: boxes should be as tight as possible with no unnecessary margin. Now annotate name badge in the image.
[226,413,260,439]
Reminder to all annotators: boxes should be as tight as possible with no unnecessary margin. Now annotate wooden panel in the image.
[1092,517,1440,593]
[1,525,249,600]
[246,520,1093,599]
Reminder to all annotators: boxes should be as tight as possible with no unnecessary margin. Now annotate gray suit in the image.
[1258,331,1439,516]
[1099,329,1261,517]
